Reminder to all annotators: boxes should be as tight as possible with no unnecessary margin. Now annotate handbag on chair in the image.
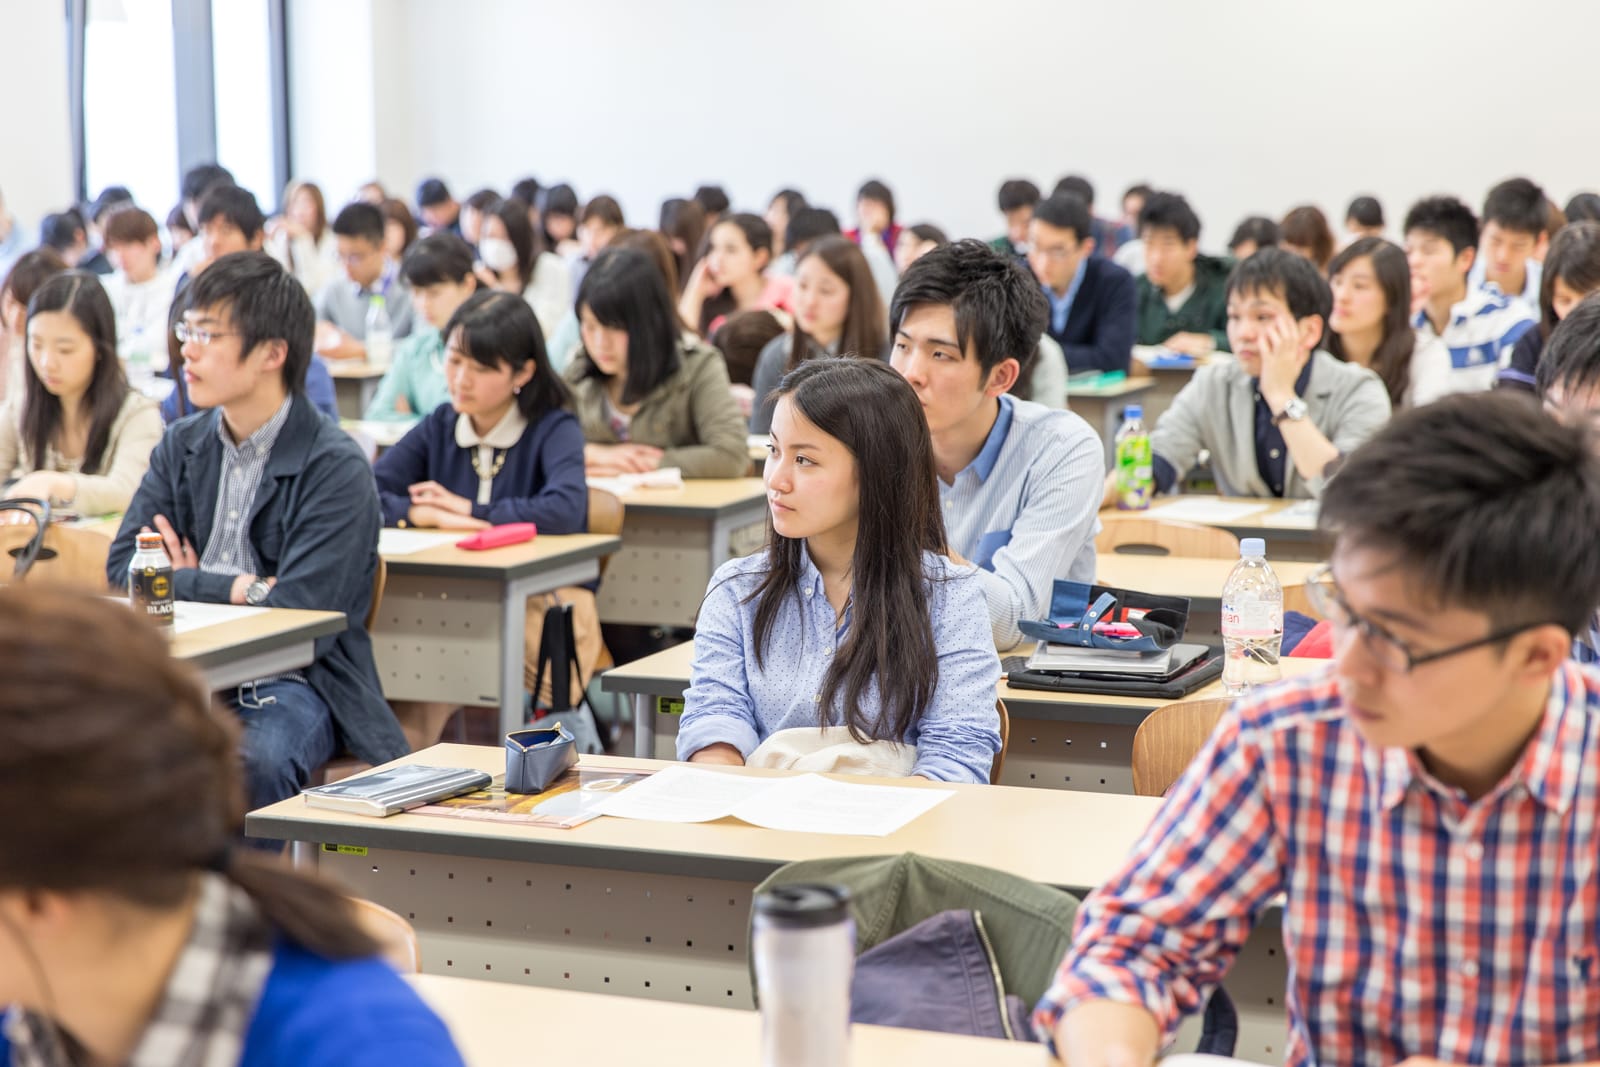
[529,599,609,754]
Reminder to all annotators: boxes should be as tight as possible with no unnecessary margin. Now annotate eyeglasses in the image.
[1304,564,1551,674]
[1031,246,1075,262]
[174,322,238,347]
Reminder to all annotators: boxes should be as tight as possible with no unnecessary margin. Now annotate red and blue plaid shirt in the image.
[1035,661,1600,1067]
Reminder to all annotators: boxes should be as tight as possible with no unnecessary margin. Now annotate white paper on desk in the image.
[1147,499,1269,523]
[1269,500,1320,529]
[377,529,461,555]
[172,601,269,635]
[593,765,955,836]
[587,467,685,497]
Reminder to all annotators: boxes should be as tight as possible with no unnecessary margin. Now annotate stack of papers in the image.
[588,467,685,497]
[377,529,462,555]
[593,765,954,837]
[172,601,268,635]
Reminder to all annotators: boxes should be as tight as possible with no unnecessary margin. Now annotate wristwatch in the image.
[244,578,272,606]
[1272,397,1309,426]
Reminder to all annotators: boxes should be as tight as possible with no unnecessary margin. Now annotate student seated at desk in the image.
[1500,220,1600,394]
[374,290,586,532]
[1028,193,1137,375]
[1468,176,1548,306]
[108,252,409,814]
[1133,191,1231,356]
[565,247,749,478]
[678,214,791,339]
[679,357,1001,784]
[0,587,464,1067]
[1109,248,1390,501]
[1039,392,1600,1067]
[0,271,161,515]
[363,233,479,423]
[313,202,415,363]
[1325,237,1453,408]
[749,236,887,433]
[890,240,1104,650]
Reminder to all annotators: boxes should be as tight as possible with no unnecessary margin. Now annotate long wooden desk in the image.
[411,973,1048,1065]
[375,533,620,736]
[1135,495,1331,561]
[603,639,1329,793]
[595,479,767,628]
[250,747,1288,1061]
[327,359,388,420]
[172,603,346,690]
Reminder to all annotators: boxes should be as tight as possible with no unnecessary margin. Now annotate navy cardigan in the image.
[1043,255,1139,375]
[373,402,588,532]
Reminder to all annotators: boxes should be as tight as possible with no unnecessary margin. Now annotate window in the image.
[82,0,180,212]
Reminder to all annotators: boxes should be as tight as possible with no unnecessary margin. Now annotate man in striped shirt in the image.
[1037,392,1600,1067]
[1405,195,1535,398]
[888,240,1105,651]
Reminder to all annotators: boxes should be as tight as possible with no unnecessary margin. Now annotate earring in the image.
[514,386,522,394]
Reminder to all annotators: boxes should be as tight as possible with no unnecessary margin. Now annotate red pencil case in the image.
[456,523,537,550]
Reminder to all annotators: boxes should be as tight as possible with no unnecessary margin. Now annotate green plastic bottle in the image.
[1114,404,1153,510]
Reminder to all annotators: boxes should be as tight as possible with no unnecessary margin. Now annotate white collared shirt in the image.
[455,405,528,505]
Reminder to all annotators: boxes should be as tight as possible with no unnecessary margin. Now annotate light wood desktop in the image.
[327,360,388,420]
[411,973,1047,1066]
[602,639,1330,793]
[172,605,346,690]
[595,478,767,629]
[375,533,620,737]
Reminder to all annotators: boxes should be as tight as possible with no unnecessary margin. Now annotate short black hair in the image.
[1403,196,1478,255]
[541,183,579,218]
[89,186,133,223]
[1537,292,1600,398]
[997,179,1040,213]
[786,206,841,254]
[1139,192,1200,243]
[510,177,541,206]
[889,238,1048,376]
[1225,246,1331,322]
[415,177,452,207]
[857,179,895,219]
[1320,391,1600,634]
[1229,215,1280,252]
[1032,193,1093,242]
[1564,192,1600,225]
[39,211,85,251]
[186,251,313,394]
[331,201,385,245]
[197,185,264,240]
[400,232,476,289]
[1052,175,1094,208]
[770,188,807,216]
[693,184,729,215]
[1482,177,1549,237]
[463,188,501,214]
[1346,195,1384,228]
[907,223,948,246]
[180,163,234,203]
[441,290,570,420]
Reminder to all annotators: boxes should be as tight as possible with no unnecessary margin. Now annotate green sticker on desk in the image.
[656,696,685,716]
[321,843,369,857]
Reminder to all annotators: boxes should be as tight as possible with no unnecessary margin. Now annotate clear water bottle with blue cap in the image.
[1220,537,1282,695]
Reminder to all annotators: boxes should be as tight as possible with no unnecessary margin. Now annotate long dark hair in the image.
[575,246,683,404]
[1326,238,1416,407]
[0,586,379,957]
[442,290,571,420]
[698,214,773,336]
[750,357,947,744]
[788,236,887,372]
[1539,221,1600,339]
[491,196,544,287]
[23,272,128,474]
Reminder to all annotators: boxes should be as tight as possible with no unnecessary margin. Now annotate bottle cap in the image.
[754,884,851,929]
[1124,404,1142,420]
[136,532,165,550]
[1240,537,1266,558]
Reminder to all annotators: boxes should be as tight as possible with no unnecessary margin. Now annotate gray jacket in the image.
[1151,350,1391,498]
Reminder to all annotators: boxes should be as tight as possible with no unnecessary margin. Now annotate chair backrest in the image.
[1130,697,1229,797]
[587,487,625,578]
[990,698,1010,785]
[365,556,387,632]
[0,525,112,591]
[348,896,420,973]
[1097,516,1241,559]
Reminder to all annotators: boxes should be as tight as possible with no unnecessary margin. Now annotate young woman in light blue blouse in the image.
[677,357,1002,784]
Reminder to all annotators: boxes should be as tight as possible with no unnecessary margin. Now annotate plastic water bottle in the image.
[365,295,393,369]
[1220,537,1282,696]
[753,884,854,1067]
[1114,404,1153,510]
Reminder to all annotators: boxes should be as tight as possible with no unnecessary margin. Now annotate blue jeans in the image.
[227,679,338,815]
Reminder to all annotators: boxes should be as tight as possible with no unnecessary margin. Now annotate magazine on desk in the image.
[412,766,655,828]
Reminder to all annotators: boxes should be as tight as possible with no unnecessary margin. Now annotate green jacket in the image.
[562,337,749,478]
[1135,253,1233,352]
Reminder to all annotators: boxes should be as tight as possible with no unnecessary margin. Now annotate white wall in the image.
[287,0,1600,251]
[0,2,74,234]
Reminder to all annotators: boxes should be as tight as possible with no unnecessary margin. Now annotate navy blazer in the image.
[372,403,588,531]
[1043,256,1138,375]
[107,395,408,767]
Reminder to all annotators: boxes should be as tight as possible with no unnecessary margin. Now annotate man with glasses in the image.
[1027,193,1137,375]
[109,252,408,820]
[1039,391,1600,1067]
[314,201,414,362]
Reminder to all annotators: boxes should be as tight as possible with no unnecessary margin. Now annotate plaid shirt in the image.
[1035,661,1600,1067]
[6,874,274,1067]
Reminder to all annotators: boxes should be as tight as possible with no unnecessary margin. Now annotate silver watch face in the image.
[246,580,270,604]
[1285,398,1308,420]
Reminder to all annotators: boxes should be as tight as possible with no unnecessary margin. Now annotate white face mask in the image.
[478,237,518,272]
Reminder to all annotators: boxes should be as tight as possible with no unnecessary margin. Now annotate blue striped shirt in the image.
[939,395,1104,650]
[1413,287,1535,394]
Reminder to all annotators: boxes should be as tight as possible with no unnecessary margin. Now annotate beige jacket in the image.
[563,337,749,478]
[0,389,163,515]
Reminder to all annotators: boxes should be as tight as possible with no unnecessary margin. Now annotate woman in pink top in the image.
[679,213,792,336]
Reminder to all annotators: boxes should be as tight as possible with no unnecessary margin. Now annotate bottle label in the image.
[131,564,175,626]
[1115,434,1153,510]
[1222,600,1279,637]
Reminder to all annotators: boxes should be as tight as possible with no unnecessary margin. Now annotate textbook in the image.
[301,765,492,817]
[1026,642,1175,676]
[414,766,653,828]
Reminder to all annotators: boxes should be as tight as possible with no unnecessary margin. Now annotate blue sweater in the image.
[0,941,464,1067]
[373,402,589,530]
